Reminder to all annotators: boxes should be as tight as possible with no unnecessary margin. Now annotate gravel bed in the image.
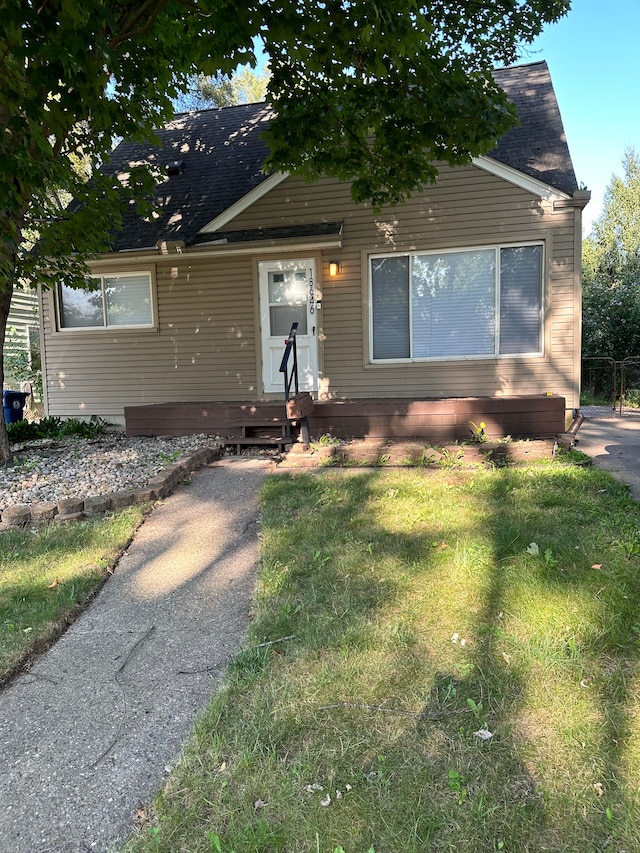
[0,434,223,511]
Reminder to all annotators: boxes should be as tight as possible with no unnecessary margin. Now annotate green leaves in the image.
[582,148,640,360]
[1,0,570,295]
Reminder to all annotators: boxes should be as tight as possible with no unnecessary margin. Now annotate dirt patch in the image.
[278,439,556,469]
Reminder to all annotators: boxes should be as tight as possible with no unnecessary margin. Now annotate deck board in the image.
[124,396,566,440]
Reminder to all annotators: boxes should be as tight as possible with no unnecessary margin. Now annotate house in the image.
[4,286,40,393]
[39,60,589,441]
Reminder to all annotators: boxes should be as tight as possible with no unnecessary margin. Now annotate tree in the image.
[0,0,570,462]
[175,66,271,112]
[583,149,640,360]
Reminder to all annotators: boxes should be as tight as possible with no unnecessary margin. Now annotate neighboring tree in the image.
[0,0,570,462]
[583,148,640,360]
[176,66,271,112]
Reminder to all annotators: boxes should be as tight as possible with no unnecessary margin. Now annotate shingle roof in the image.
[104,60,577,252]
[491,61,577,196]
[106,103,274,252]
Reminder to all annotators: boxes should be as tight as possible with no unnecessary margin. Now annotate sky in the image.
[528,0,640,235]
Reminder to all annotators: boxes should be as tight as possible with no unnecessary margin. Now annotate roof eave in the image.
[473,155,572,201]
[198,171,290,234]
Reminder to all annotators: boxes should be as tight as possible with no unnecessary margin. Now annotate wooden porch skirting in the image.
[124,395,566,441]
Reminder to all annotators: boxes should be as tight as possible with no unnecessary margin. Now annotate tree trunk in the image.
[0,280,14,463]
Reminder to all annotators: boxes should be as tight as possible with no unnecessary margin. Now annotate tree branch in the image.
[111,0,172,49]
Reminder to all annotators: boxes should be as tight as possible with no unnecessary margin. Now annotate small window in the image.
[58,273,154,330]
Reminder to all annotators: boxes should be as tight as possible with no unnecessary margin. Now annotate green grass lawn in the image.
[122,458,640,853]
[0,506,145,683]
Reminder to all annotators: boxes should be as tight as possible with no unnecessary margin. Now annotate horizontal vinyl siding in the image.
[42,257,260,418]
[5,288,38,356]
[228,165,578,407]
[41,162,580,418]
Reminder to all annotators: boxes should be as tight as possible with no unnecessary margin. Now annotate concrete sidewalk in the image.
[0,457,272,853]
[576,408,640,501]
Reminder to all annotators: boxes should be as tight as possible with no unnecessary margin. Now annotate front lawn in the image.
[0,506,145,683]
[124,458,640,853]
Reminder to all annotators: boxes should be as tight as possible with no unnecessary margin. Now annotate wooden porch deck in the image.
[124,395,566,442]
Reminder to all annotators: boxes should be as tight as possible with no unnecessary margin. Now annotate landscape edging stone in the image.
[0,445,222,529]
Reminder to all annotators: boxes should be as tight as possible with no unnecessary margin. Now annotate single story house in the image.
[39,60,590,441]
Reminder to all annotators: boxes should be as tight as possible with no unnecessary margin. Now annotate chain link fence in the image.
[582,357,640,415]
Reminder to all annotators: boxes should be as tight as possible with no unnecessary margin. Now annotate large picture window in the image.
[58,272,154,330]
[370,244,543,361]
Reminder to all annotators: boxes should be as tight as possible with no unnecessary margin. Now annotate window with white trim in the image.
[370,244,543,361]
[58,272,154,330]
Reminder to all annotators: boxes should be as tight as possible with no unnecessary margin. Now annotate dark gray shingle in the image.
[104,60,577,252]
[492,61,578,196]
[106,103,274,252]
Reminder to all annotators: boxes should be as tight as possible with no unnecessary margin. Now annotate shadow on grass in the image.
[135,464,640,853]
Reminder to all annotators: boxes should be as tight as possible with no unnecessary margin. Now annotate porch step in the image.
[223,421,291,454]
[240,422,287,436]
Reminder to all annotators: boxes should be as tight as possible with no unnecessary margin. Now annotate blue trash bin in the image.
[3,390,29,425]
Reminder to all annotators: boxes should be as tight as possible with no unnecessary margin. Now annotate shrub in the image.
[7,415,108,442]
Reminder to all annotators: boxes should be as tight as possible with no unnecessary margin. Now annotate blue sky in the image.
[528,0,640,235]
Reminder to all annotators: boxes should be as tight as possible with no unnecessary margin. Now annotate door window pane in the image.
[268,271,306,304]
[270,304,307,337]
[268,269,308,336]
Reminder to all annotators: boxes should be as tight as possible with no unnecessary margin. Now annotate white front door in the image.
[259,258,318,395]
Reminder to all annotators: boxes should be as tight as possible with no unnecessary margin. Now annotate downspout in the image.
[553,188,591,417]
[556,412,585,449]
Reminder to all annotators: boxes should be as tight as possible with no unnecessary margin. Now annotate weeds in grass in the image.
[155,449,182,465]
[469,420,488,443]
[125,462,640,853]
[437,447,464,467]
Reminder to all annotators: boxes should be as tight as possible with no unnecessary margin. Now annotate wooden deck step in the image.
[223,434,292,453]
[224,418,290,453]
[240,423,287,438]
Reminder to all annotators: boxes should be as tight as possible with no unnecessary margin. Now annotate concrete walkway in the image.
[576,407,640,501]
[2,413,639,853]
[0,457,272,853]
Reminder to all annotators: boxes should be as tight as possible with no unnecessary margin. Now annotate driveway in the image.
[577,406,640,500]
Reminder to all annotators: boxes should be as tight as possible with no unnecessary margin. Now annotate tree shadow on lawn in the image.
[153,466,640,853]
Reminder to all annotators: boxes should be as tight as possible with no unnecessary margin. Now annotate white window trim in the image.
[368,241,545,364]
[56,270,157,332]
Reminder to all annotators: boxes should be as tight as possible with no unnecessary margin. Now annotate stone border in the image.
[0,446,222,530]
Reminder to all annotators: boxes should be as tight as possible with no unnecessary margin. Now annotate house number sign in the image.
[308,268,315,315]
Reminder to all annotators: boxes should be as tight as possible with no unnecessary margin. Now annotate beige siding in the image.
[228,164,579,408]
[42,162,581,420]
[4,287,39,385]
[6,288,38,353]
[42,257,260,420]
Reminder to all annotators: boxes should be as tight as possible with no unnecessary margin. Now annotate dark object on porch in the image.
[285,392,314,451]
[286,392,315,420]
[124,395,565,441]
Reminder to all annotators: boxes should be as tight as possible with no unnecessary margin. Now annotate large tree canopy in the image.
[0,0,570,460]
[583,148,640,361]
